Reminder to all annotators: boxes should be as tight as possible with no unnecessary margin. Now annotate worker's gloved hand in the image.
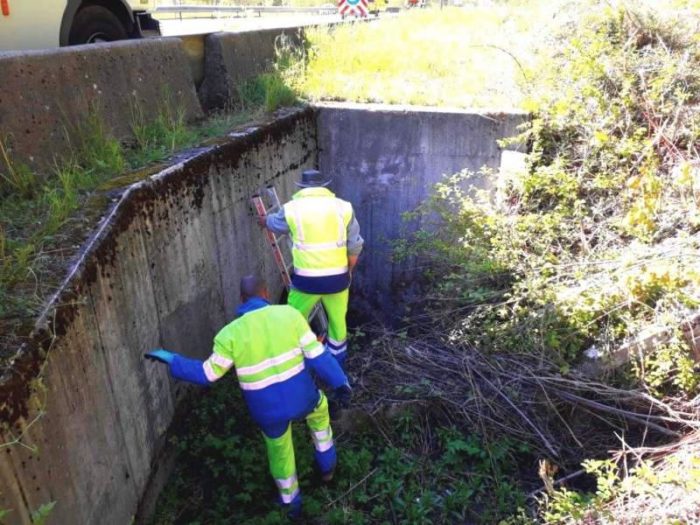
[144,349,176,365]
[334,383,352,409]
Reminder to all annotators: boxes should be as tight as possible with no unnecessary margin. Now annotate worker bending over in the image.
[145,275,351,520]
[261,169,363,367]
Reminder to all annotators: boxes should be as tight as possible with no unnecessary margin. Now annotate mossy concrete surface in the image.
[0,108,316,525]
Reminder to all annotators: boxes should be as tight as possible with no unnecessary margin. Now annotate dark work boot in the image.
[328,396,342,421]
[321,467,335,483]
[286,501,302,522]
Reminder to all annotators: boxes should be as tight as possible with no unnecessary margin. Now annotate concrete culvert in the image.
[4,104,692,524]
[0,104,526,523]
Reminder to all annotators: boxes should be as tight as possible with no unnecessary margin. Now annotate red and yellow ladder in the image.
[252,186,329,334]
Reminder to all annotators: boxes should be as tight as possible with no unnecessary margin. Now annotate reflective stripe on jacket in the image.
[206,302,347,426]
[284,187,353,278]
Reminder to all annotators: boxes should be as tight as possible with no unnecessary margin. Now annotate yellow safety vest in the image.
[208,303,322,390]
[284,187,353,277]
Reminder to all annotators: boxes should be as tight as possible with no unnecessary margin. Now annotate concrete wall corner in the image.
[198,28,304,113]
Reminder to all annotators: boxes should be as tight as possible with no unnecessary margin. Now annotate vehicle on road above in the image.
[0,0,160,52]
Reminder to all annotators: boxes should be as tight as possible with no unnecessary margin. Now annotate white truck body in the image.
[0,0,157,51]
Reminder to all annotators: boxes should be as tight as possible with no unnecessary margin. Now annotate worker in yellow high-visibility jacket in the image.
[145,275,351,520]
[262,169,364,368]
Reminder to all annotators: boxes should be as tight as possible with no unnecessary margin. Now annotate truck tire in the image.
[68,6,129,45]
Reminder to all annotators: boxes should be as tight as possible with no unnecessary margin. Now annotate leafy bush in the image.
[403,4,700,395]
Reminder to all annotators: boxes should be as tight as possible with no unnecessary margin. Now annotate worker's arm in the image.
[144,341,234,386]
[347,211,363,272]
[263,206,290,235]
[293,313,348,389]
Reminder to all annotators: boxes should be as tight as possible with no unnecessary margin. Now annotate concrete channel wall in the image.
[0,109,317,525]
[0,101,526,524]
[317,103,528,320]
[0,26,529,523]
[0,27,307,172]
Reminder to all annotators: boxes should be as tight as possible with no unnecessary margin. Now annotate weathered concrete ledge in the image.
[0,107,317,525]
[0,39,202,172]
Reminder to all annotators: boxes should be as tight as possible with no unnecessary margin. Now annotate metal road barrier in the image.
[156,4,338,19]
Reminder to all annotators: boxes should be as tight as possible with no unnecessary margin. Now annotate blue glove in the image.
[334,383,352,409]
[145,349,176,365]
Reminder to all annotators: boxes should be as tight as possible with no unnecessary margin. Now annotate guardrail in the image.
[156,4,338,19]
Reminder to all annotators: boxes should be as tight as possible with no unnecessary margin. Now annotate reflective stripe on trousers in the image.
[262,392,336,505]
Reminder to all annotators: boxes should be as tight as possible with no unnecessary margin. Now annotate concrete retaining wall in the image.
[0,108,317,525]
[316,103,528,320]
[0,39,202,172]
[0,25,311,174]
[0,96,527,523]
[198,28,303,112]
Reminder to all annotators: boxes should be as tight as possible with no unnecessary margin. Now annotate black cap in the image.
[296,169,331,187]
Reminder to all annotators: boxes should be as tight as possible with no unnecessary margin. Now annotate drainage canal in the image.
[139,104,539,524]
[1,104,537,524]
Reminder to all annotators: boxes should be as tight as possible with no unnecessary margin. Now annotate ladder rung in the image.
[252,184,296,300]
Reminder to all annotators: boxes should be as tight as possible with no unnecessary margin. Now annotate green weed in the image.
[29,501,55,525]
[150,379,531,524]
[0,138,38,199]
[69,108,126,177]
[129,95,198,167]
[8,244,34,285]
[238,72,297,112]
[262,73,298,112]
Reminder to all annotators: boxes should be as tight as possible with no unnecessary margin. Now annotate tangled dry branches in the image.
[351,325,700,463]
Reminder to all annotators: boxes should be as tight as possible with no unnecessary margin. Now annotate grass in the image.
[239,72,299,113]
[0,139,38,199]
[286,2,578,109]
[0,82,294,361]
[150,375,533,525]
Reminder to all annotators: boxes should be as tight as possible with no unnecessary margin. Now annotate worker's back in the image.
[284,187,353,276]
[213,303,321,426]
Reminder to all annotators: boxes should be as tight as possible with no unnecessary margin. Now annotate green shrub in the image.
[402,5,700,394]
